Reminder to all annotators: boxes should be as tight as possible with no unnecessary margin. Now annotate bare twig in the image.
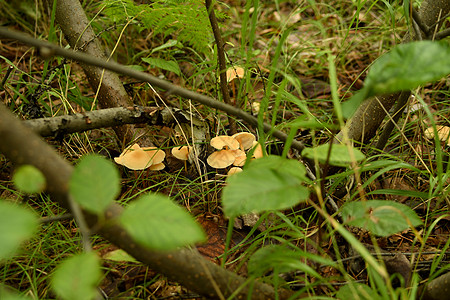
[205,0,237,135]
[0,27,306,154]
[22,106,161,137]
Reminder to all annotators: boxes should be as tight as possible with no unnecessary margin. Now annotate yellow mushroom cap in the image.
[114,143,153,170]
[141,147,166,165]
[207,150,236,169]
[226,66,245,82]
[251,141,263,159]
[232,132,256,150]
[227,167,243,176]
[149,163,165,171]
[425,126,450,145]
[210,135,240,150]
[171,146,192,161]
[231,149,247,167]
[114,144,165,170]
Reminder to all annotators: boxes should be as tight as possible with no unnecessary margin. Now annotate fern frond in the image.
[100,0,216,55]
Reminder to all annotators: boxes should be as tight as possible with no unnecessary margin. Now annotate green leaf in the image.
[342,41,450,119]
[337,283,382,300]
[70,155,120,214]
[51,252,102,300]
[12,165,46,194]
[120,193,206,251]
[0,289,33,300]
[222,156,309,218]
[248,245,322,278]
[365,41,450,97]
[141,57,181,75]
[102,249,138,263]
[150,39,180,54]
[341,200,423,237]
[301,144,365,167]
[341,88,369,119]
[0,201,38,260]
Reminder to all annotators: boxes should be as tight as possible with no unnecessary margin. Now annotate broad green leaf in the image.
[103,249,137,263]
[337,283,382,300]
[120,194,206,251]
[222,156,309,218]
[13,165,46,194]
[248,245,322,278]
[0,289,32,300]
[366,41,450,96]
[342,41,450,119]
[0,201,38,260]
[70,155,119,214]
[341,200,423,237]
[51,252,102,300]
[150,39,180,54]
[341,88,369,119]
[141,57,181,75]
[301,144,365,167]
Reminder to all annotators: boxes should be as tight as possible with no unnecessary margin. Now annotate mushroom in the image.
[232,132,256,150]
[210,135,240,150]
[207,150,237,169]
[232,150,247,167]
[171,146,192,161]
[171,146,193,170]
[227,167,243,176]
[251,141,263,159]
[225,66,245,83]
[114,143,165,171]
[425,125,450,145]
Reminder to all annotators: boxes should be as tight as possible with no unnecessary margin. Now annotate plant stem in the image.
[205,0,237,135]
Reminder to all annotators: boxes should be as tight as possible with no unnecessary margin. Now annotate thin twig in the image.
[205,0,237,135]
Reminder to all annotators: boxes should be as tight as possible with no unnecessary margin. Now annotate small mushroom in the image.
[149,163,165,171]
[141,146,166,165]
[114,143,165,171]
[210,135,240,150]
[251,141,263,159]
[425,125,450,145]
[171,146,192,161]
[232,150,247,167]
[226,66,245,83]
[207,150,236,169]
[114,144,152,170]
[232,132,256,150]
[227,167,243,176]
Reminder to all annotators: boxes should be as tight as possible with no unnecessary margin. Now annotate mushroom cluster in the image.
[114,143,166,171]
[425,125,450,145]
[206,132,263,174]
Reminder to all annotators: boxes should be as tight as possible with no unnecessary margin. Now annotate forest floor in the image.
[1,0,450,299]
